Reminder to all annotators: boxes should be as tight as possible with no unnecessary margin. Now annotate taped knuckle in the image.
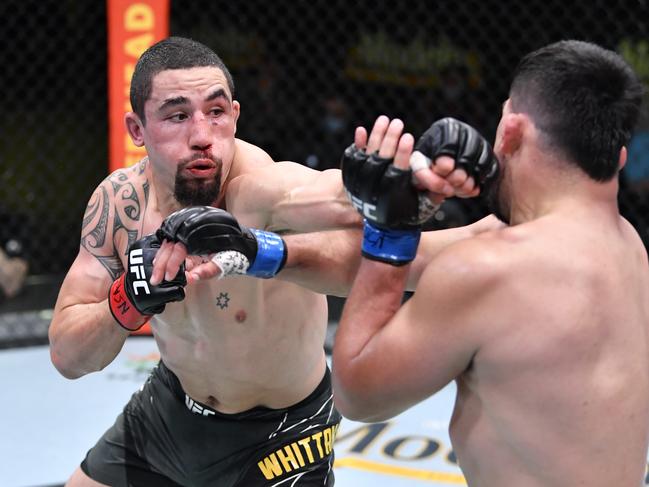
[417,193,441,223]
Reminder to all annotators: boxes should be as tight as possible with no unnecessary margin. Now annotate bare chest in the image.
[150,276,328,410]
[151,276,327,369]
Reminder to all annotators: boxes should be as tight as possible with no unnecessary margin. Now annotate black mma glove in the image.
[156,206,287,279]
[109,234,186,331]
[410,117,499,189]
[341,145,433,265]
[341,117,498,266]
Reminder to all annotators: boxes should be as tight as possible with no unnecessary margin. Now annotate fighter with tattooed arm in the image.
[48,36,497,487]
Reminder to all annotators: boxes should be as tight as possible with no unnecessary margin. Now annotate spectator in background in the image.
[0,206,29,301]
[0,245,28,301]
[304,94,353,171]
[234,59,284,157]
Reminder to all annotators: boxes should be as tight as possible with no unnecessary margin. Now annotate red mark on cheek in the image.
[235,309,247,323]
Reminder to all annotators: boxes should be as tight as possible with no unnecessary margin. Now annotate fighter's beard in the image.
[174,172,222,207]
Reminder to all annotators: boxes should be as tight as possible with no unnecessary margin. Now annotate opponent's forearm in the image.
[49,300,129,379]
[332,259,409,420]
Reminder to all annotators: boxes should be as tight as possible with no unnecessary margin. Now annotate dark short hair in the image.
[130,36,235,124]
[509,40,643,181]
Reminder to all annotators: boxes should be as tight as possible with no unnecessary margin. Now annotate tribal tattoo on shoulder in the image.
[81,164,151,280]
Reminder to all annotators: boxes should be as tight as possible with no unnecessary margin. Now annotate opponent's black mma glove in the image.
[341,117,499,266]
[109,234,186,331]
[410,117,499,189]
[156,206,287,279]
[341,145,436,265]
[342,146,439,230]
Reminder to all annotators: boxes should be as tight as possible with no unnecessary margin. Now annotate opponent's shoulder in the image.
[617,216,649,279]
[419,226,520,296]
[620,215,648,254]
[404,229,517,347]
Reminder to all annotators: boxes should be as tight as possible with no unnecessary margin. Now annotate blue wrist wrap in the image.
[247,229,287,278]
[361,220,421,265]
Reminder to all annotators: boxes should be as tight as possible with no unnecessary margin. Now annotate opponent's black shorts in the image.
[81,361,341,486]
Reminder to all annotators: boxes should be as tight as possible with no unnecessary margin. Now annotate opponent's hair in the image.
[130,37,235,124]
[509,40,643,181]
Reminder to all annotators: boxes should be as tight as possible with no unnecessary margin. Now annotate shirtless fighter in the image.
[48,36,495,486]
[333,40,649,486]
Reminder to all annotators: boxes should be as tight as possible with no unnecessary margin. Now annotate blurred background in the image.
[2,0,649,288]
[2,1,649,486]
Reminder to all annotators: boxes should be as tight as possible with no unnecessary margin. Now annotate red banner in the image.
[107,0,169,172]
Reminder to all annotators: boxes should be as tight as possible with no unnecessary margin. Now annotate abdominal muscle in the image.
[150,274,329,413]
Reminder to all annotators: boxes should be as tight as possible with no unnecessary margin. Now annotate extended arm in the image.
[225,137,361,234]
[151,117,492,291]
[284,116,500,294]
[241,162,362,233]
[279,214,502,295]
[279,229,363,296]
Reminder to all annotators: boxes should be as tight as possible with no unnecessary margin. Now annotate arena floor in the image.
[2,285,648,487]
[2,333,463,487]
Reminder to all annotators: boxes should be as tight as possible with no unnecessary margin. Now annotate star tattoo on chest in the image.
[215,292,230,310]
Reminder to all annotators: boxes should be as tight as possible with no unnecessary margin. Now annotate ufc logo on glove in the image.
[346,191,377,220]
[129,249,151,295]
[109,234,186,331]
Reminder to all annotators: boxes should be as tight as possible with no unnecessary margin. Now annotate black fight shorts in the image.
[81,362,341,486]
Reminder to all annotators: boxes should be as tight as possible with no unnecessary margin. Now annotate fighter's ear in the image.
[497,113,525,158]
[125,112,145,147]
[618,146,627,170]
[232,100,241,134]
